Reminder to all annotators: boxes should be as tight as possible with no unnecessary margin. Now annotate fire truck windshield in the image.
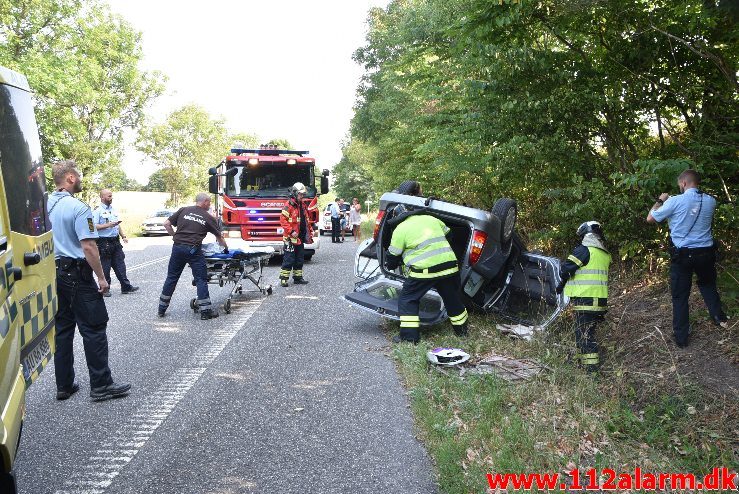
[224,165,316,198]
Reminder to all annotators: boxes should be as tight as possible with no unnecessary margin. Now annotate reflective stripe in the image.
[281,210,290,218]
[568,254,584,267]
[576,269,607,275]
[449,310,468,325]
[408,266,459,279]
[402,236,447,260]
[406,246,454,266]
[400,315,420,323]
[388,245,403,256]
[580,353,599,364]
[573,305,607,312]
[568,280,608,286]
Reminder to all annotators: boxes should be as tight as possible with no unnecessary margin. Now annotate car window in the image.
[153,210,172,217]
[0,84,48,236]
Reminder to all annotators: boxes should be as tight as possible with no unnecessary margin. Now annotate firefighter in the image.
[385,180,468,343]
[556,221,611,373]
[279,182,313,287]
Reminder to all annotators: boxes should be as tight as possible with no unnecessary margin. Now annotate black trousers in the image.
[669,248,725,345]
[574,311,603,369]
[98,238,133,290]
[398,273,467,341]
[54,265,113,390]
[280,243,305,280]
[331,217,341,242]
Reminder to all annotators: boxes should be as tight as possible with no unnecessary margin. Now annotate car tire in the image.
[491,198,517,246]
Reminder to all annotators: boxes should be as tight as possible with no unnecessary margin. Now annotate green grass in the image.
[388,300,737,493]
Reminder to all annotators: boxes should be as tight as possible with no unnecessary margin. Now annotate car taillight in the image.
[469,229,487,265]
[373,210,386,240]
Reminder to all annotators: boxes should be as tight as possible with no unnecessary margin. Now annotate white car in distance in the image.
[141,209,175,236]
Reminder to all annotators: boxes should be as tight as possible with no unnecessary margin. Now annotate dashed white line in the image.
[54,299,263,494]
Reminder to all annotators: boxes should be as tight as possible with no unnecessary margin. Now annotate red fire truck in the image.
[208,147,329,259]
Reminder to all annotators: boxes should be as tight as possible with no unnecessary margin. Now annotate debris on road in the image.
[466,353,547,382]
[426,348,470,366]
[496,322,542,341]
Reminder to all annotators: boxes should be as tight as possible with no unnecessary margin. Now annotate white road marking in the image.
[54,299,263,494]
[285,295,319,300]
[126,255,169,272]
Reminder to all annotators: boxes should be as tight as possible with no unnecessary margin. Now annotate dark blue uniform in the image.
[47,191,114,391]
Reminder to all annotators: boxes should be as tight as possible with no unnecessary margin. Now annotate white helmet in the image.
[426,348,470,366]
[292,182,307,195]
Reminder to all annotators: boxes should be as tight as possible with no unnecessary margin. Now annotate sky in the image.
[106,0,388,183]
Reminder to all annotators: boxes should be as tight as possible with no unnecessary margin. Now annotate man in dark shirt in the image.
[157,193,228,320]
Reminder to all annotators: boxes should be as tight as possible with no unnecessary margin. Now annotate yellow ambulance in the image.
[0,65,56,492]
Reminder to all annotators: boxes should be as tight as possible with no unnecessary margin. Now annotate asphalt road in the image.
[15,235,437,494]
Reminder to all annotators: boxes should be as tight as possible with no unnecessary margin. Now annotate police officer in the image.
[385,180,469,343]
[647,169,728,348]
[158,193,228,320]
[93,189,139,297]
[47,160,131,401]
[556,221,611,373]
[329,198,342,243]
[279,182,313,287]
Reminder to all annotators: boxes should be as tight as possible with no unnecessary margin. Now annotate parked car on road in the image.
[141,209,175,236]
[319,203,353,236]
[345,192,567,329]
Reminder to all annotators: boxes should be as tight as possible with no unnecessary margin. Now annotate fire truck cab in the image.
[209,147,329,259]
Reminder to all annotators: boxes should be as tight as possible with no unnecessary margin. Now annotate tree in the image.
[0,0,164,200]
[332,139,378,205]
[137,105,230,206]
[144,168,166,192]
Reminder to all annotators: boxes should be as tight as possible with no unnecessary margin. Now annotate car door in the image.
[343,238,448,326]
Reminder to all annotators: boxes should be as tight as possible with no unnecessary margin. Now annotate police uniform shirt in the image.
[168,206,220,246]
[651,187,716,248]
[92,202,120,238]
[47,191,99,259]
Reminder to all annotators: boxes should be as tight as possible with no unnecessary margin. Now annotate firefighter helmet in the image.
[290,182,307,197]
[576,221,604,239]
[426,348,470,366]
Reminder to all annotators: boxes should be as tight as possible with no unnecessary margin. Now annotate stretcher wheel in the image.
[190,298,197,312]
[236,285,243,294]
[265,285,273,295]
[224,299,232,314]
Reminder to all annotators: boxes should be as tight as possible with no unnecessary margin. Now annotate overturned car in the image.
[344,192,568,329]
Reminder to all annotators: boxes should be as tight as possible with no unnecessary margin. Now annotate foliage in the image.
[332,139,378,205]
[351,0,738,260]
[143,168,166,192]
[0,0,164,200]
[137,104,229,206]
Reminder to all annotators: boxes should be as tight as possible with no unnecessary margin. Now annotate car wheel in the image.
[491,198,517,245]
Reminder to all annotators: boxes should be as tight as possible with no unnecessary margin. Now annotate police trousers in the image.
[397,273,468,342]
[54,262,113,389]
[280,243,305,280]
[669,247,725,345]
[97,237,133,290]
[159,244,211,313]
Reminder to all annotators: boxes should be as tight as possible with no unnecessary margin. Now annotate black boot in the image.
[453,322,469,337]
[280,278,289,287]
[394,327,420,344]
[201,309,219,320]
[293,277,309,285]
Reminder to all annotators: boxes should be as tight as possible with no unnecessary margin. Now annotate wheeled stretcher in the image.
[190,247,274,314]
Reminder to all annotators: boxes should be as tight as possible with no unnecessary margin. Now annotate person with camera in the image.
[47,160,131,401]
[93,189,139,297]
[647,169,728,348]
